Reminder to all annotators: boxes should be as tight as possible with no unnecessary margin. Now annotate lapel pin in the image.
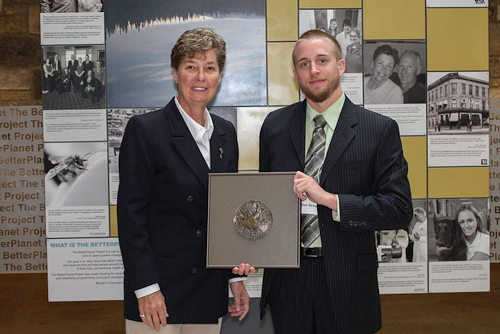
[219,148,224,159]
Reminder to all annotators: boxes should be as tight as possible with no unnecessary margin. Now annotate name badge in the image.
[301,198,317,215]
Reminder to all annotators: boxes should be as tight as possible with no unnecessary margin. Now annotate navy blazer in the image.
[117,98,239,324]
[259,97,413,333]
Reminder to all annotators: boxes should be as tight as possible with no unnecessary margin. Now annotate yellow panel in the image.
[237,107,277,171]
[299,0,361,8]
[110,206,118,237]
[268,42,299,105]
[401,136,427,199]
[363,0,425,40]
[427,8,488,71]
[267,0,298,41]
[428,167,489,198]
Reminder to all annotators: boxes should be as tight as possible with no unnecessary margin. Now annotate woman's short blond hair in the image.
[170,27,226,72]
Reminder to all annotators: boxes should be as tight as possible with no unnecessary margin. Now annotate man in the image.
[259,30,413,333]
[67,54,78,91]
[52,53,62,91]
[40,0,77,13]
[83,54,94,73]
[397,50,426,103]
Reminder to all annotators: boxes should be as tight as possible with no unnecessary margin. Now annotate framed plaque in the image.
[207,172,300,268]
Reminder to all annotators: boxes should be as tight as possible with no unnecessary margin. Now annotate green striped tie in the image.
[301,115,326,248]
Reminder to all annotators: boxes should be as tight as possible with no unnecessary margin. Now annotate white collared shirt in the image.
[174,96,214,168]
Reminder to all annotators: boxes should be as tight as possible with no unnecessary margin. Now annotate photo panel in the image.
[376,198,429,294]
[299,8,364,105]
[428,197,489,293]
[427,71,489,167]
[44,141,109,238]
[105,0,267,108]
[363,41,427,135]
[428,198,489,262]
[42,45,106,111]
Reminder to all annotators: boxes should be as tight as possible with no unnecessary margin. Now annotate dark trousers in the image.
[269,257,339,334]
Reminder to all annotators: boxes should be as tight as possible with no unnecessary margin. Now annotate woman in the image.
[117,28,253,334]
[74,57,85,93]
[328,18,338,37]
[364,44,404,104]
[344,28,362,73]
[42,58,54,93]
[455,204,489,261]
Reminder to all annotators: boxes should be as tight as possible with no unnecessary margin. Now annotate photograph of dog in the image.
[434,217,467,261]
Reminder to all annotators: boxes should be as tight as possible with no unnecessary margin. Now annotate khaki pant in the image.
[125,318,222,334]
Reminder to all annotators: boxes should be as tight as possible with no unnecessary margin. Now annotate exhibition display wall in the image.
[0,1,495,310]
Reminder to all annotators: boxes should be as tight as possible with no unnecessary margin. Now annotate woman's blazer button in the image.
[195,229,204,237]
[186,195,194,203]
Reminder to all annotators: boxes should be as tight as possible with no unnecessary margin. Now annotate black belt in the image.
[301,247,323,257]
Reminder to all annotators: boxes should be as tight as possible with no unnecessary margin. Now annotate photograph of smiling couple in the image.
[364,41,427,105]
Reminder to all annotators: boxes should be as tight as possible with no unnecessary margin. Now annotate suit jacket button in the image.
[186,195,194,203]
[195,229,203,237]
[192,267,198,274]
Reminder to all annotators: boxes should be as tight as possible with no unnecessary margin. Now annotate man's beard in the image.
[300,76,340,103]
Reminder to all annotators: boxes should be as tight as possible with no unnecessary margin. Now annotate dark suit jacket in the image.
[117,98,239,324]
[259,97,412,333]
[67,59,78,75]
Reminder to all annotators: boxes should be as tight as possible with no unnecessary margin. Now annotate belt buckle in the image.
[302,247,322,257]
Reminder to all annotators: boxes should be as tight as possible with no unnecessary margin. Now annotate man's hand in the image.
[231,263,258,276]
[228,281,250,321]
[138,290,168,332]
[293,171,337,210]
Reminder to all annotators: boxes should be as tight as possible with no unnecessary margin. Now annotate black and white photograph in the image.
[363,41,426,105]
[376,199,429,264]
[299,9,363,73]
[44,141,108,207]
[107,108,153,175]
[376,228,411,263]
[427,72,489,135]
[375,200,428,294]
[407,200,428,263]
[428,198,490,262]
[40,0,104,13]
[42,46,106,110]
[105,0,266,108]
